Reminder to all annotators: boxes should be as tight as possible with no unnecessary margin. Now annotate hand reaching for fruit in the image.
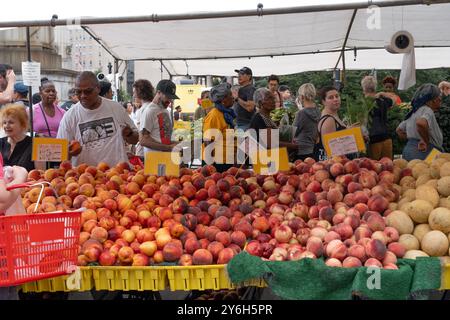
[69,140,82,157]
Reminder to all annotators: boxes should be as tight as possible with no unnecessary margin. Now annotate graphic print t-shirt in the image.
[56,98,137,167]
[140,102,173,153]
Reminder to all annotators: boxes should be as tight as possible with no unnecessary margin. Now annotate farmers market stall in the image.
[1,154,449,300]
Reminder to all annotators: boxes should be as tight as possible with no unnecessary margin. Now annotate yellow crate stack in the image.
[21,267,93,293]
[90,266,167,291]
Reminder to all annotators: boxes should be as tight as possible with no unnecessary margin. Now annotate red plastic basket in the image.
[0,211,81,286]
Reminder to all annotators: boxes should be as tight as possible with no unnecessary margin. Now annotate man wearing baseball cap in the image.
[140,79,180,152]
[13,82,29,107]
[233,67,256,131]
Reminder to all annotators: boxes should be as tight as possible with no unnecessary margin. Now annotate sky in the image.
[1,0,363,22]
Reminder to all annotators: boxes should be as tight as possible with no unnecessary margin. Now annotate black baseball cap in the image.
[234,67,253,76]
[156,79,179,99]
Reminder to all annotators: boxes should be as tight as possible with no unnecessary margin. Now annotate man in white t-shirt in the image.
[140,80,179,152]
[57,71,139,167]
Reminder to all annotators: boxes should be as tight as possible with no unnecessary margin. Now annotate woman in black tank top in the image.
[314,87,347,161]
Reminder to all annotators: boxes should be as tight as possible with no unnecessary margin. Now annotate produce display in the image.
[21,154,450,271]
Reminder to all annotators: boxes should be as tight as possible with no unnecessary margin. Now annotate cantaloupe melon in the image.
[415,185,440,208]
[421,230,449,257]
[428,207,450,233]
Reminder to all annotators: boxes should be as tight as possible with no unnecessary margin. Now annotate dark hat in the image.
[156,79,179,100]
[175,105,181,110]
[234,67,253,76]
[14,82,28,94]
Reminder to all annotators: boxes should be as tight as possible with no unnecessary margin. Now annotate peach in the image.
[371,231,389,245]
[306,180,322,193]
[132,253,149,266]
[184,238,201,255]
[233,221,253,238]
[162,242,183,262]
[306,236,324,257]
[198,238,210,250]
[330,163,344,177]
[343,215,360,230]
[353,191,369,204]
[387,242,406,258]
[367,195,389,213]
[98,250,116,266]
[178,254,193,266]
[169,222,185,238]
[347,182,362,193]
[192,249,214,265]
[207,241,225,261]
[83,219,98,233]
[364,258,382,268]
[327,189,343,205]
[274,225,293,243]
[215,231,231,247]
[355,226,372,241]
[152,250,164,264]
[310,227,327,241]
[348,244,367,262]
[365,239,387,260]
[342,256,362,268]
[354,203,369,215]
[366,213,386,232]
[204,226,221,242]
[117,246,134,264]
[314,170,330,183]
[98,216,116,231]
[230,231,247,248]
[217,248,235,264]
[318,207,334,222]
[78,173,95,186]
[382,251,397,266]
[325,258,343,267]
[136,229,154,243]
[156,232,172,250]
[117,196,134,213]
[212,216,231,232]
[324,231,341,243]
[327,240,347,261]
[121,229,136,243]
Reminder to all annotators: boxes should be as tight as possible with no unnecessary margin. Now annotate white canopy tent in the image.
[78,1,450,76]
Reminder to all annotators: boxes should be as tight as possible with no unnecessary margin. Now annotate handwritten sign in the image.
[144,151,180,177]
[425,148,442,164]
[251,147,290,175]
[21,62,41,87]
[32,138,68,161]
[173,121,191,131]
[323,127,366,158]
[201,98,214,109]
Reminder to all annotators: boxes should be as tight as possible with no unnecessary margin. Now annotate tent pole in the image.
[334,9,357,72]
[114,59,119,100]
[26,26,34,137]
[2,0,449,28]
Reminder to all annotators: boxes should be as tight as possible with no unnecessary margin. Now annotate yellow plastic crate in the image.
[90,266,167,291]
[21,267,93,293]
[164,265,266,291]
[441,264,450,290]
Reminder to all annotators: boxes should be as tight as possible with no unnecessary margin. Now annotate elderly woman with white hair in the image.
[361,75,394,160]
[249,88,297,151]
[397,83,443,160]
[202,82,236,172]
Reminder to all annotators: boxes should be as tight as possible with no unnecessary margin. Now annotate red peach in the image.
[365,239,387,260]
[387,242,406,258]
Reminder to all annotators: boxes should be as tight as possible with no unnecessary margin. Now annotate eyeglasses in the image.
[75,87,96,96]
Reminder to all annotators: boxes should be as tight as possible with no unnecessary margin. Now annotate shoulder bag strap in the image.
[38,103,53,137]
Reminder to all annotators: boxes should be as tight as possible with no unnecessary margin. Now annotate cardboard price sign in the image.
[32,137,68,162]
[144,151,180,177]
[250,147,290,175]
[323,127,366,158]
[425,148,442,164]
[173,121,191,131]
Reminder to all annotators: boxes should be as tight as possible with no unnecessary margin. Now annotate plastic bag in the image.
[279,113,297,142]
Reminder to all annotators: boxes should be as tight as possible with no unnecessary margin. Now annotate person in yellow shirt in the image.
[202,82,236,173]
